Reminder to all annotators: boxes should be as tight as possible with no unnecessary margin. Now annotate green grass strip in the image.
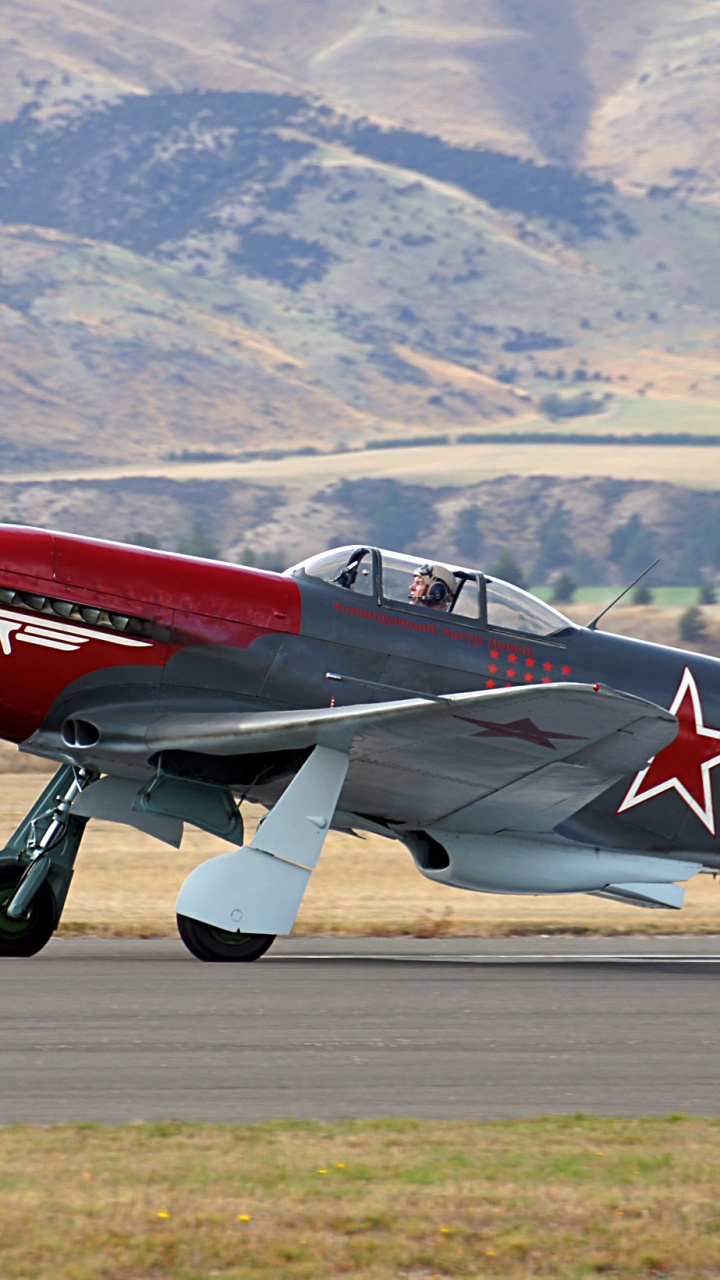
[3,1117,720,1277]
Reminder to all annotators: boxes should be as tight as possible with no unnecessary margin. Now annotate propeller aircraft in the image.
[0,525,716,961]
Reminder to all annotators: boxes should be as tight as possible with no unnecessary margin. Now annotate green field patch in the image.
[5,1117,720,1278]
[533,585,703,607]
[483,396,720,439]
[606,396,720,436]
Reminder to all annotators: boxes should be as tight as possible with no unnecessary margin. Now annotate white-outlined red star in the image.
[618,666,720,836]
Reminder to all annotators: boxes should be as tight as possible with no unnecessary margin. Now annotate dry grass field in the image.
[560,602,720,653]
[9,438,720,493]
[5,1117,720,1279]
[2,742,719,939]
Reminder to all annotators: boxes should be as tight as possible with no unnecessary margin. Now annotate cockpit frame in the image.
[287,545,575,641]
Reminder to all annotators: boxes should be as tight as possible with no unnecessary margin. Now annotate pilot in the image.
[409,563,456,611]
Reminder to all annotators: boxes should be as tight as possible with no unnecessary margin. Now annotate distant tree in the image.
[699,584,717,605]
[538,391,607,420]
[331,478,433,550]
[177,521,220,560]
[260,551,289,573]
[570,551,605,586]
[534,502,573,580]
[127,531,160,549]
[631,582,653,605]
[237,546,287,572]
[551,571,577,603]
[488,551,528,590]
[679,605,707,643]
[453,505,484,563]
[671,534,708,586]
[609,515,656,580]
[686,504,720,576]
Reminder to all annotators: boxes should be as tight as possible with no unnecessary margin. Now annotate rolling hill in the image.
[0,3,716,468]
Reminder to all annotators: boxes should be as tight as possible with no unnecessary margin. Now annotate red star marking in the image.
[561,666,571,676]
[526,658,535,667]
[618,667,720,835]
[486,679,496,688]
[524,673,534,683]
[507,668,516,677]
[488,664,498,674]
[455,715,584,750]
[542,677,551,684]
[543,662,553,671]
[490,649,500,659]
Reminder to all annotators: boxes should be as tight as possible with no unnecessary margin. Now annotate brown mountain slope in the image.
[0,10,717,467]
[0,224,525,468]
[1,1,718,193]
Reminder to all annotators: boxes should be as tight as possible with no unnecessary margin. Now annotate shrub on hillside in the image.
[679,605,707,642]
[631,583,653,605]
[551,572,577,603]
[538,391,609,420]
[488,552,528,590]
[176,521,220,560]
[609,515,657,580]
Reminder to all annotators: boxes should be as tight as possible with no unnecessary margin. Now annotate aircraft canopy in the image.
[287,546,574,638]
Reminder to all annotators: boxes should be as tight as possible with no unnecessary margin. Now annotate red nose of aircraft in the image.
[0,523,302,744]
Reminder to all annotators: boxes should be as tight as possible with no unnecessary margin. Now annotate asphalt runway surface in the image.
[3,936,720,1123]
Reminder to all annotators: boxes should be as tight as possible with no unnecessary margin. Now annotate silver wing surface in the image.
[147,682,677,835]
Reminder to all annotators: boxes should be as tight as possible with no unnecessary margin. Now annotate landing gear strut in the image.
[176,745,350,961]
[0,764,96,958]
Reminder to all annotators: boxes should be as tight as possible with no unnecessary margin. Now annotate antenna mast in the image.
[586,560,660,631]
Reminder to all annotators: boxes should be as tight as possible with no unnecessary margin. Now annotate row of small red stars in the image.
[485,649,572,689]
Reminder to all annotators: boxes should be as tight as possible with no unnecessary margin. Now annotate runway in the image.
[3,936,720,1123]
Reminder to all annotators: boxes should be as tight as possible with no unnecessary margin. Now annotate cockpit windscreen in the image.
[485,578,571,636]
[287,546,375,596]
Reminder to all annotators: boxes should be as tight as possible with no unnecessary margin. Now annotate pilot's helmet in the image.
[414,562,456,607]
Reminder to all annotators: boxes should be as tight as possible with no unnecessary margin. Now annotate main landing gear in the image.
[0,764,95,958]
[175,744,350,962]
[0,860,57,956]
[1,744,350,962]
[176,915,275,962]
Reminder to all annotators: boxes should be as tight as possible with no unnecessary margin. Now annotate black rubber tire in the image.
[176,913,276,962]
[0,860,57,958]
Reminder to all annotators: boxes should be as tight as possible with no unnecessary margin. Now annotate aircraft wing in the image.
[146,682,677,834]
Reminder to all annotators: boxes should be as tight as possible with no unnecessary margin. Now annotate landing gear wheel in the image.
[177,914,276,962]
[0,860,57,957]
